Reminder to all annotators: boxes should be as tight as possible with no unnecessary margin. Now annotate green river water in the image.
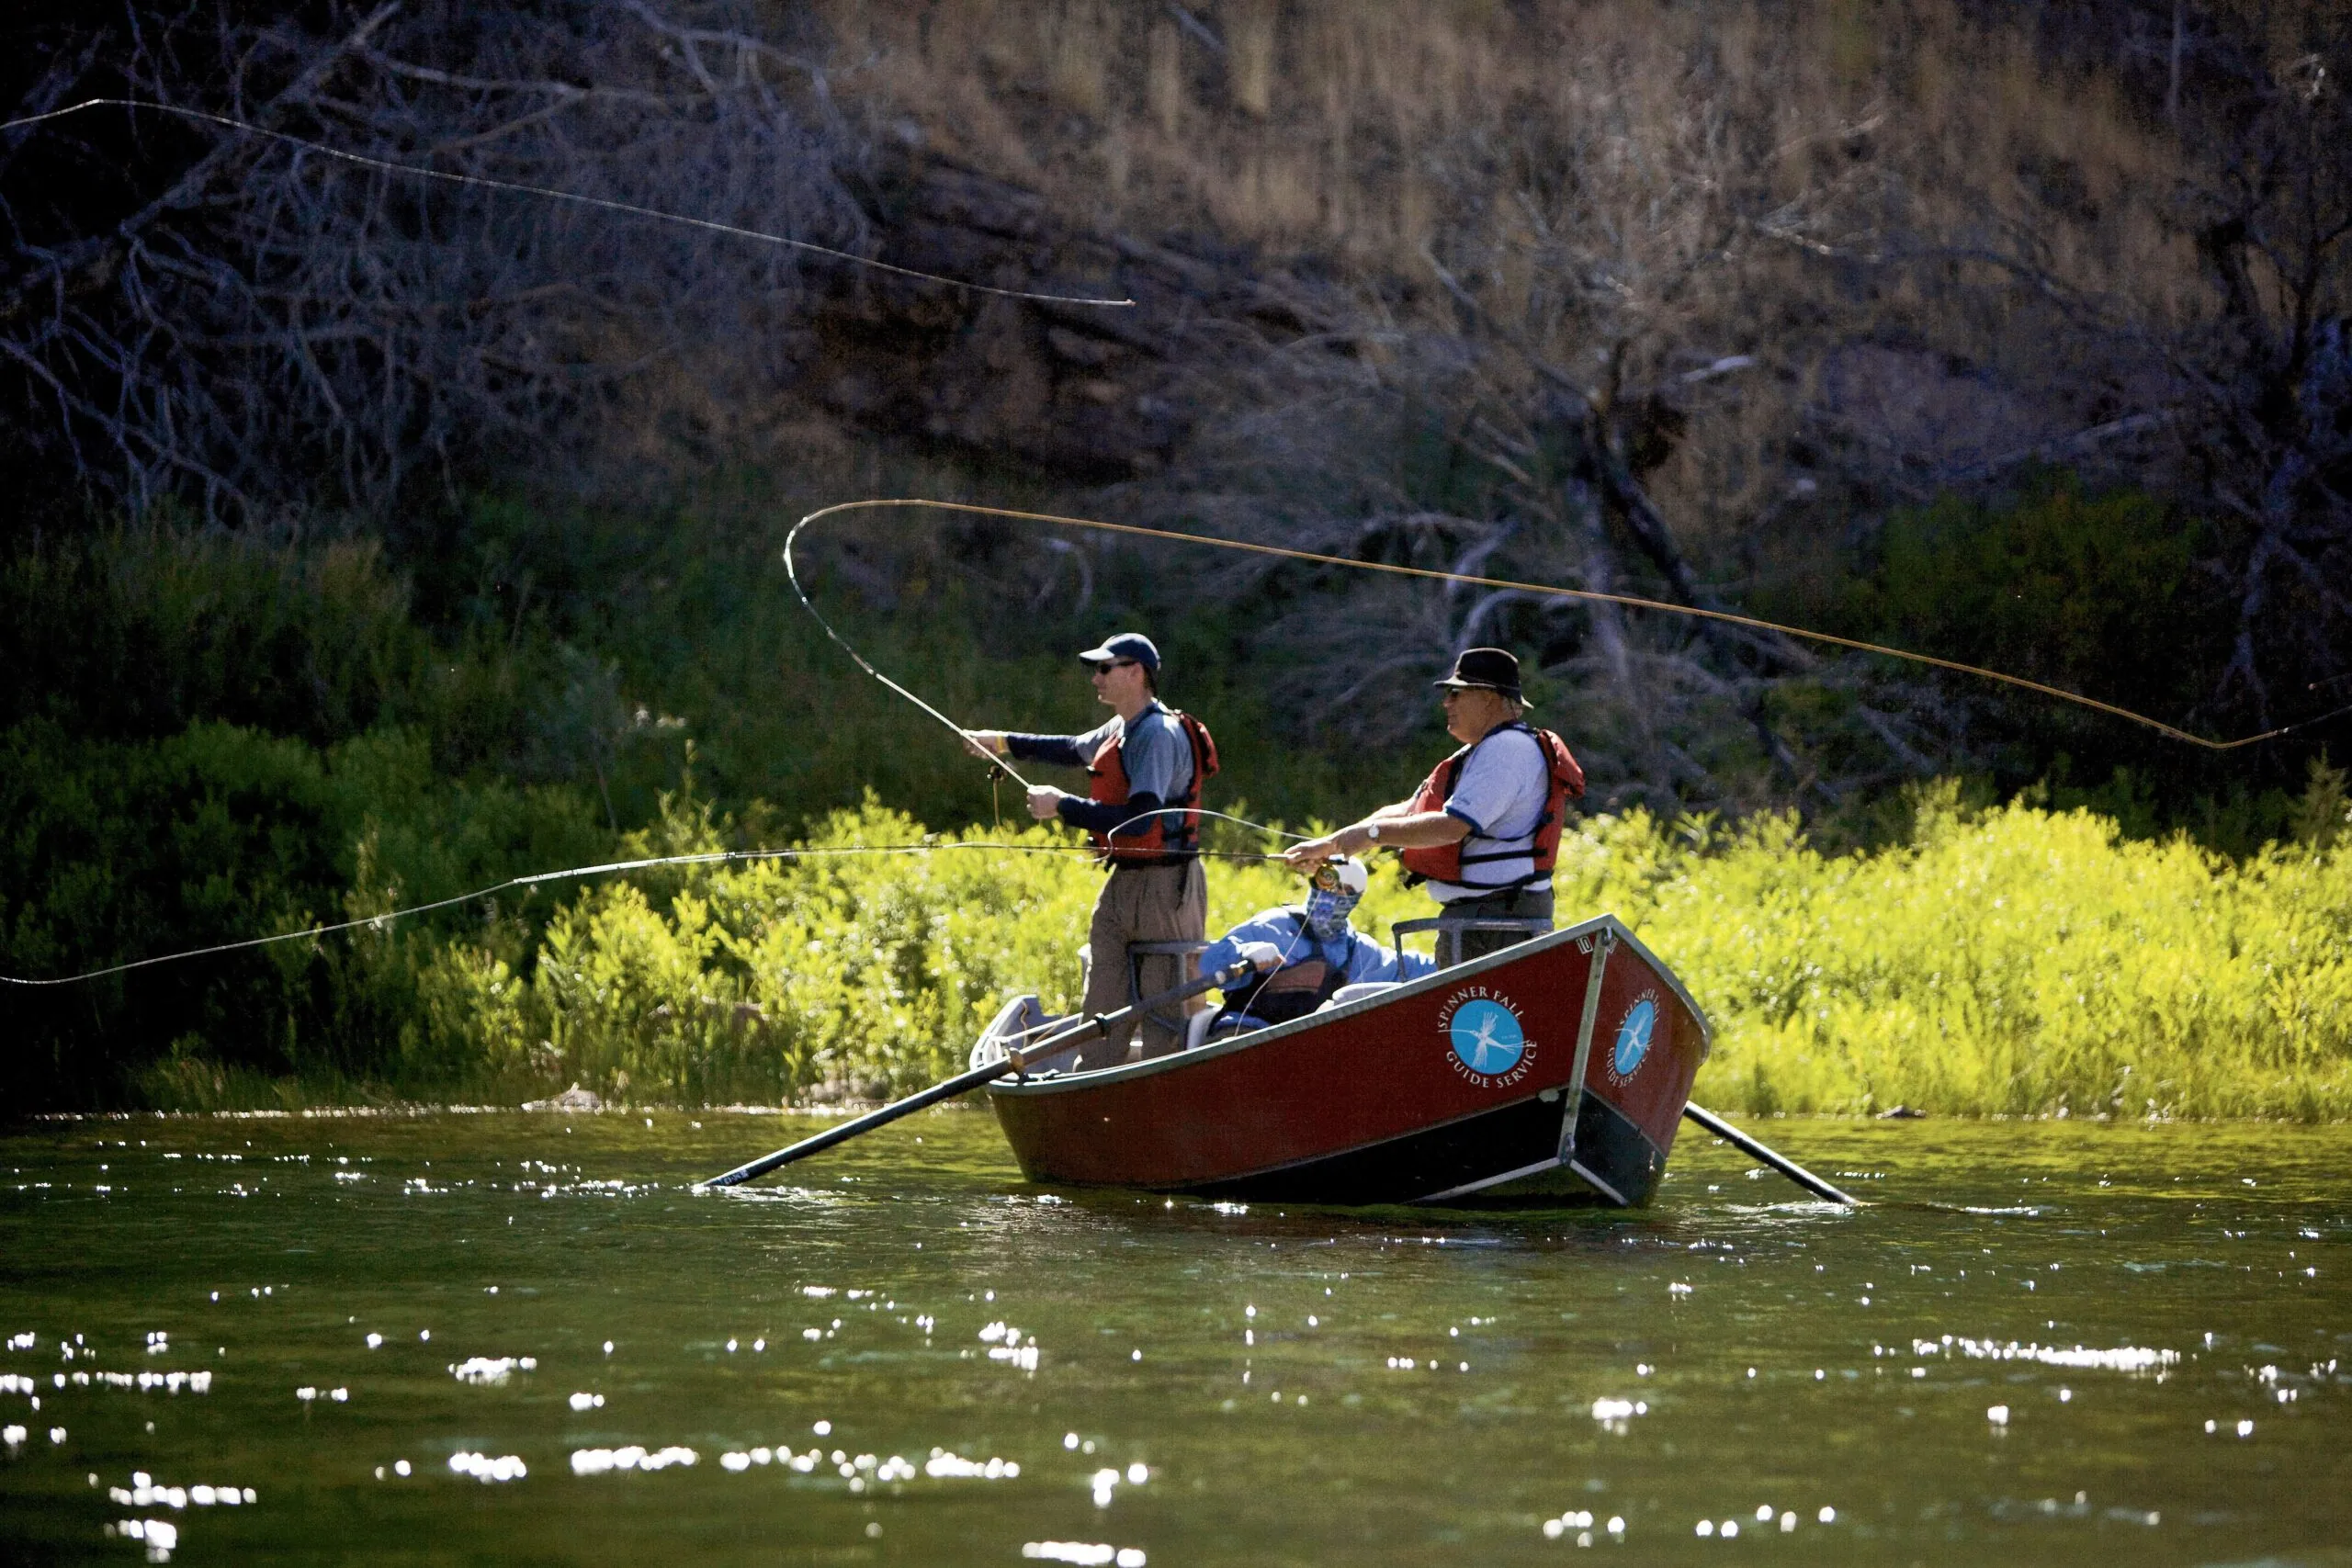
[1,1108,2346,1565]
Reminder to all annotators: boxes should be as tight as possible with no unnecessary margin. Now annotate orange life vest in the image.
[1087,706,1219,863]
[1396,722,1585,888]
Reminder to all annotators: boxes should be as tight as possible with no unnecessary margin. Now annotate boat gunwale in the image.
[984,910,1709,1100]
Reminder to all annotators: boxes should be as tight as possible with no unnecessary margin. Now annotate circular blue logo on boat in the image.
[1611,998,1656,1078]
[1448,998,1527,1078]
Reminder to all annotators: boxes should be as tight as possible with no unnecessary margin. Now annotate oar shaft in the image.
[702,1058,1026,1188]
[1681,1101,1860,1207]
[705,961,1251,1188]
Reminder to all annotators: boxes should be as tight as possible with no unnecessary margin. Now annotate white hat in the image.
[1314,855,1369,896]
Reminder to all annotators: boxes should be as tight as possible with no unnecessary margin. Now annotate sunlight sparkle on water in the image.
[569,1446,695,1475]
[449,1355,536,1383]
[447,1452,526,1483]
[5,1111,2348,1563]
[1022,1544,1145,1567]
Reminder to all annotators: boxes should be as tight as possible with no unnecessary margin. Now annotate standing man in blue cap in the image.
[1284,648,1582,967]
[967,632,1219,1061]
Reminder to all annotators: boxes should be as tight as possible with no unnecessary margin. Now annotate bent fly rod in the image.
[786,499,2352,754]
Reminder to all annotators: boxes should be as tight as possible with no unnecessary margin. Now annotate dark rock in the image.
[796,150,1336,480]
[1045,326,1121,368]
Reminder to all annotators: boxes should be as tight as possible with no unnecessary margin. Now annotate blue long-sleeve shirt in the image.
[1198,908,1435,1010]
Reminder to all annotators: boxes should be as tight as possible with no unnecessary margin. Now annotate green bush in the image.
[415,795,1423,1104]
[1854,473,2201,706]
[398,781,2352,1120]
[2,718,370,1105]
[1811,470,2256,829]
[0,719,602,1111]
[17,728,2351,1117]
[1554,781,2352,1119]
[0,526,423,745]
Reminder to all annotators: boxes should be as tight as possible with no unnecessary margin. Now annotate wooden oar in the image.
[703,958,1265,1189]
[1681,1100,1860,1207]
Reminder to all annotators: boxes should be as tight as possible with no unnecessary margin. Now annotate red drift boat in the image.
[968,915,1709,1207]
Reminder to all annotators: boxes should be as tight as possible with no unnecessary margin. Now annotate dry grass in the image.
[806,1,2343,807]
[819,1,2210,575]
[824,1,2190,308]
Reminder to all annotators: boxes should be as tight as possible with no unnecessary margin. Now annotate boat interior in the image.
[970,913,1560,1077]
[967,984,1364,1077]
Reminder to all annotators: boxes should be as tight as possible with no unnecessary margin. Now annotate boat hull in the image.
[980,914,1707,1206]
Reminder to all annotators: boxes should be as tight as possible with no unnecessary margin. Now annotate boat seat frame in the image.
[1388,915,1553,970]
[1126,939,1209,1043]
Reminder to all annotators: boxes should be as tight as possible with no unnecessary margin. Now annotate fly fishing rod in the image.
[786,499,2352,753]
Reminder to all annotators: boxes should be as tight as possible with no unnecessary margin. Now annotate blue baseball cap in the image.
[1077,631,1160,673]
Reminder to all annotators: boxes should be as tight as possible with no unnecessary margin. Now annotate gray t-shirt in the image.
[1425,724,1551,902]
[1074,704,1193,804]
[1005,702,1199,843]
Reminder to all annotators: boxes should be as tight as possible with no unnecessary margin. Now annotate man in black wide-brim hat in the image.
[1285,648,1584,967]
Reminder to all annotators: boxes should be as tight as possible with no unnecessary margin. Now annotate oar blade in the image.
[1682,1101,1861,1207]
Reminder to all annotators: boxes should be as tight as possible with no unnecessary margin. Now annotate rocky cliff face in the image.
[799,151,1329,480]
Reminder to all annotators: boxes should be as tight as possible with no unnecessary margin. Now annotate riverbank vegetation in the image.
[122,773,2352,1122]
[5,3,2347,1117]
[0,509,1423,1111]
[6,516,2352,1119]
[1587,779,2352,1122]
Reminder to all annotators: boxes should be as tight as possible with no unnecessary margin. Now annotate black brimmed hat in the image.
[1432,647,1529,704]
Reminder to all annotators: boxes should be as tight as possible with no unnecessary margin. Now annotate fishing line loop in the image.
[0,839,1290,987]
[783,512,1322,854]
[786,498,2352,752]
[14,482,2338,987]
[0,97,1136,309]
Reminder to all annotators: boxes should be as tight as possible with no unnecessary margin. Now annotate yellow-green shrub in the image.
[424,784,2352,1118]
[1556,784,2352,1119]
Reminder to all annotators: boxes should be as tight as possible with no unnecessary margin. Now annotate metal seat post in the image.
[1127,940,1210,1039]
[1389,916,1552,971]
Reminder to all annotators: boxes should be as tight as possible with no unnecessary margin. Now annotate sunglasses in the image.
[1310,863,1350,893]
[1087,659,1141,675]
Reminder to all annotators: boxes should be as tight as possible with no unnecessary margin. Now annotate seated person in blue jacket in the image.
[1193,857,1435,1035]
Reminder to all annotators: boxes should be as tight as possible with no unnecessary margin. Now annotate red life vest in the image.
[1087,706,1219,863]
[1396,722,1585,888]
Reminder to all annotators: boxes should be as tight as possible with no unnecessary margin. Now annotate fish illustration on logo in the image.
[1610,991,1661,1080]
[1436,987,1537,1087]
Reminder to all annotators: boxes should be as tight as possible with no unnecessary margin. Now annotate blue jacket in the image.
[1200,908,1434,1019]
